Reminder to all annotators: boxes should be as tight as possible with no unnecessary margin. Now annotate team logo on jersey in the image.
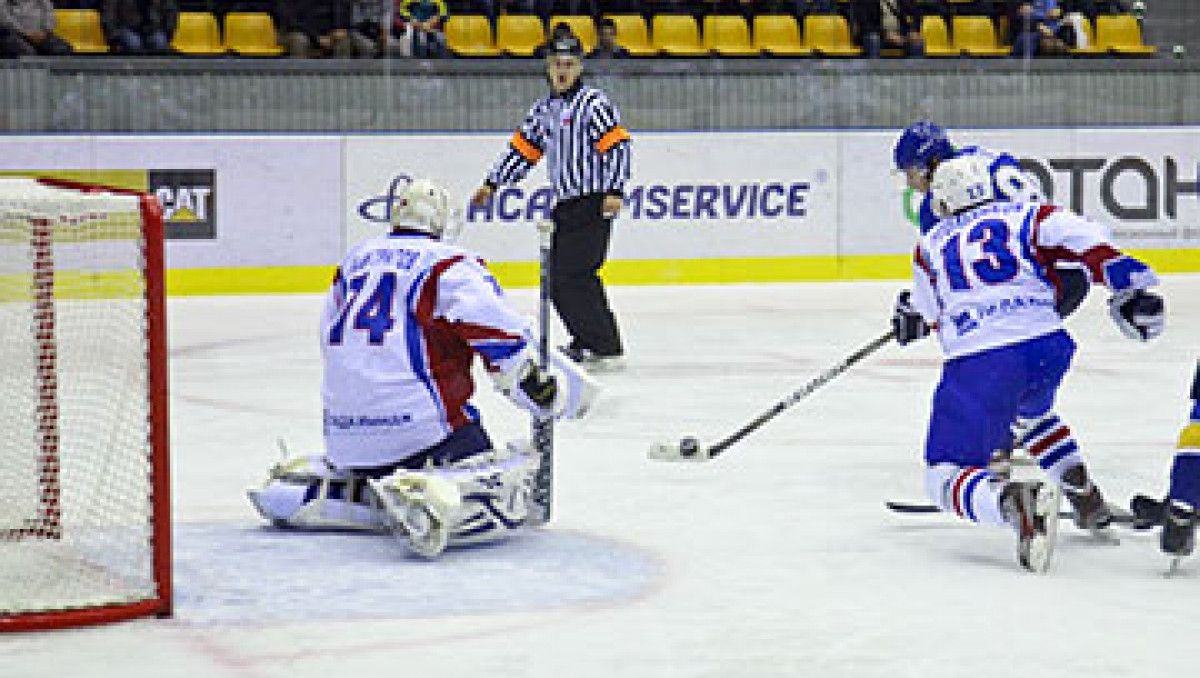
[951,311,979,336]
[148,169,216,240]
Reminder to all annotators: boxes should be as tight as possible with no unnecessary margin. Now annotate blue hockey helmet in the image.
[893,121,954,171]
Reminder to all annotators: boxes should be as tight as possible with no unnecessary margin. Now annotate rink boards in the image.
[0,128,1198,294]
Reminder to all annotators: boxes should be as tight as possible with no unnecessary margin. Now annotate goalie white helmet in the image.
[389,176,458,239]
[929,154,995,217]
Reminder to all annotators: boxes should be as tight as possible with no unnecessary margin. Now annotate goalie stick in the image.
[529,220,555,526]
[648,329,895,462]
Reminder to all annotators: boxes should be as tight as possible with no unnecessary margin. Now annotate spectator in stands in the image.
[372,0,412,57]
[849,0,926,57]
[396,0,447,58]
[346,0,390,56]
[1009,0,1075,57]
[0,0,74,56]
[589,17,629,58]
[275,0,358,58]
[101,0,178,54]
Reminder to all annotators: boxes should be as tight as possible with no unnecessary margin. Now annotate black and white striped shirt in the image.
[485,81,632,202]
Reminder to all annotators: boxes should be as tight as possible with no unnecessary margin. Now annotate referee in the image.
[471,33,632,370]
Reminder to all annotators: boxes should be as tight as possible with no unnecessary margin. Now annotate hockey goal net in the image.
[0,177,171,631]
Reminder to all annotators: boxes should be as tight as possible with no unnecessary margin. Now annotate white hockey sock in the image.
[1015,413,1084,483]
[925,464,1008,527]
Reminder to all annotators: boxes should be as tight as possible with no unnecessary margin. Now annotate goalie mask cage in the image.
[0,177,171,632]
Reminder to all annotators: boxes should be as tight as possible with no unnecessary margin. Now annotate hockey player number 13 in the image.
[328,272,398,346]
[940,219,1021,291]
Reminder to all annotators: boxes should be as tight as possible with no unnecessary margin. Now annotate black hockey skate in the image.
[1161,500,1198,557]
[1060,464,1114,532]
[1130,493,1166,530]
[560,343,625,372]
[1000,480,1061,573]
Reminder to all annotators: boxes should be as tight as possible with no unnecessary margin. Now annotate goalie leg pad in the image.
[368,473,461,558]
[247,455,386,532]
[446,441,539,545]
[369,442,539,555]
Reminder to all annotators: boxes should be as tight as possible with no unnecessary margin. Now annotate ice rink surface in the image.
[6,275,1199,678]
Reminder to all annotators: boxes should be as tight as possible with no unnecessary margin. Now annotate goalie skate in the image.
[368,473,462,558]
[1000,480,1061,573]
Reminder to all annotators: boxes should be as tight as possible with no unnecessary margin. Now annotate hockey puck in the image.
[679,436,700,457]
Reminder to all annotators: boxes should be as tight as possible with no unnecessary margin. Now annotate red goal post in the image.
[0,177,171,631]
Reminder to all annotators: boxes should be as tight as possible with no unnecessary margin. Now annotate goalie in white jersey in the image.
[248,177,597,558]
[891,155,1165,572]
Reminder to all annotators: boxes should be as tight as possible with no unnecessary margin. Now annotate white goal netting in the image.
[0,177,170,629]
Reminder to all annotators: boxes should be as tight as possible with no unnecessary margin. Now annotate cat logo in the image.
[148,170,216,240]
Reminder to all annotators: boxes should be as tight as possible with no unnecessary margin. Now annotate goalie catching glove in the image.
[491,346,598,420]
[1108,288,1164,341]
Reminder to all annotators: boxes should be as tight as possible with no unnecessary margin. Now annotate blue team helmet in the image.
[893,121,955,171]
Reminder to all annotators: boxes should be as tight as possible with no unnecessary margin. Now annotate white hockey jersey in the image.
[320,233,530,469]
[911,201,1158,359]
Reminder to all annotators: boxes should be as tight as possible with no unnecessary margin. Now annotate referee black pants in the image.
[550,194,623,357]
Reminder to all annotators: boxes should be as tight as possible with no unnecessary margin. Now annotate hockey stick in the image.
[529,220,555,526]
[648,329,895,462]
[885,500,1145,526]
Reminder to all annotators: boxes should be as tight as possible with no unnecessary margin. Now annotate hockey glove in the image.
[492,353,561,417]
[1108,288,1164,341]
[519,367,558,409]
[892,290,930,346]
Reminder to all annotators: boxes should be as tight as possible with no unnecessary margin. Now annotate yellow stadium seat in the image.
[445,15,501,56]
[703,15,759,56]
[171,12,225,55]
[951,16,1010,56]
[496,15,545,57]
[920,15,960,57]
[603,14,656,56]
[803,14,862,56]
[223,12,284,56]
[652,14,708,56]
[1094,14,1156,55]
[54,9,108,54]
[1067,14,1106,55]
[752,15,811,56]
[549,15,597,53]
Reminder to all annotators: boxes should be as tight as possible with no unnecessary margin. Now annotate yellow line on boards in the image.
[162,250,1200,296]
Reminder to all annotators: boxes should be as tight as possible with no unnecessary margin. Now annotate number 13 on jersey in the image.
[936,218,1027,291]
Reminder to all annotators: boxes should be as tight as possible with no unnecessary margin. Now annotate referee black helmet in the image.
[544,33,584,58]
